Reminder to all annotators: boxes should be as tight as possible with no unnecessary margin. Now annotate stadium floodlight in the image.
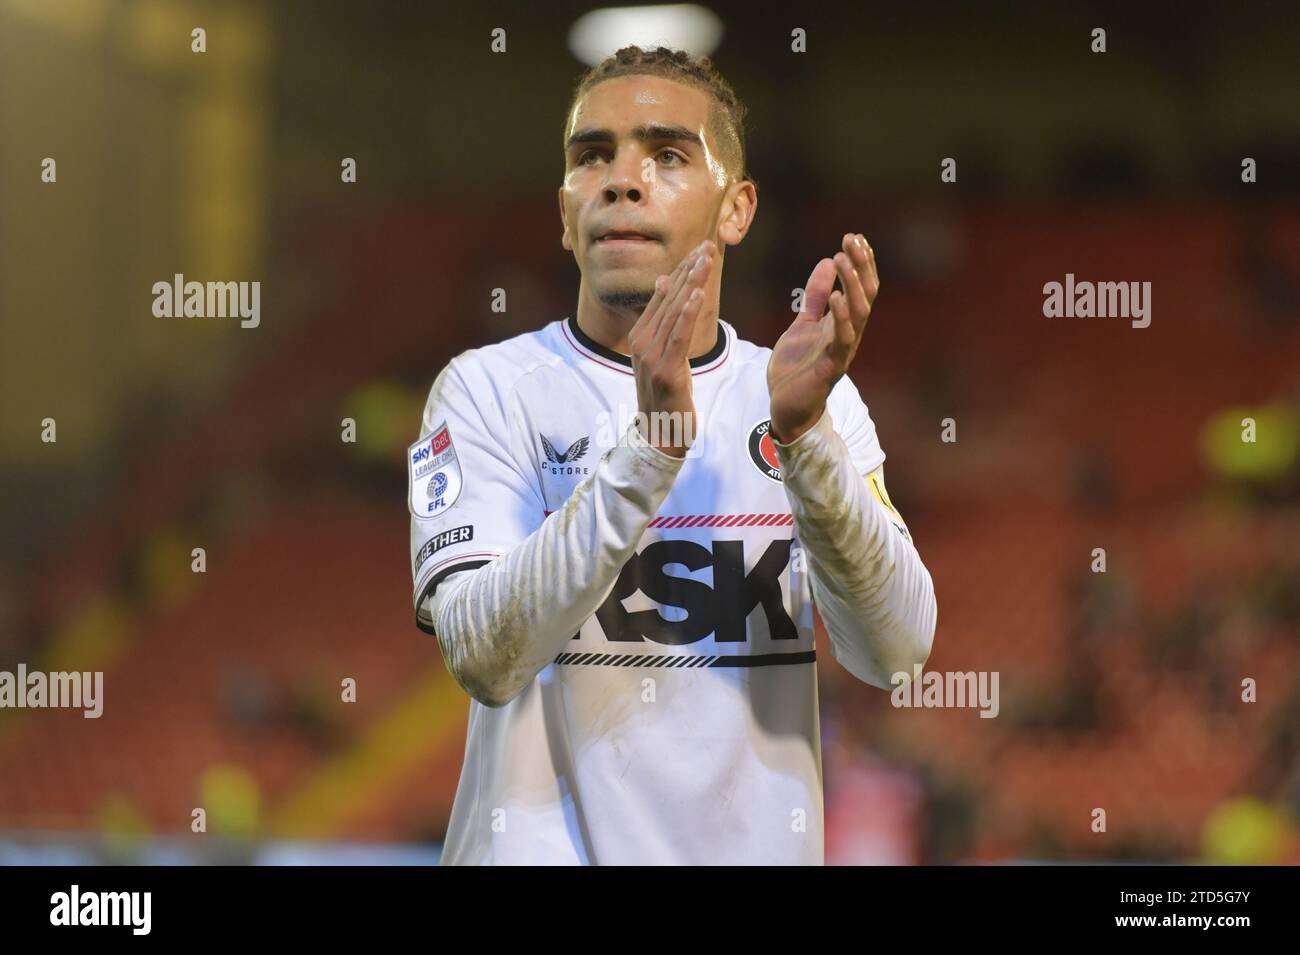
[567,5,724,66]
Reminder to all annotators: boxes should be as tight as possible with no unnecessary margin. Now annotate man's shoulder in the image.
[453,319,567,372]
[443,320,567,388]
[419,321,567,430]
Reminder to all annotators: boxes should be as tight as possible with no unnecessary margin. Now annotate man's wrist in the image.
[770,406,830,449]
[626,419,690,467]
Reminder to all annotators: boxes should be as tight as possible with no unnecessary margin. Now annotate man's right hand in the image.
[627,239,716,458]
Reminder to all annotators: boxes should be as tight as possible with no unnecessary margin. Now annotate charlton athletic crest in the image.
[747,419,783,482]
[408,422,464,518]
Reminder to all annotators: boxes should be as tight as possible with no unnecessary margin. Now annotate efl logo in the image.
[747,420,782,483]
[427,471,449,511]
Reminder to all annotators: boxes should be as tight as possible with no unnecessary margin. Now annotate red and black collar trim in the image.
[563,315,730,376]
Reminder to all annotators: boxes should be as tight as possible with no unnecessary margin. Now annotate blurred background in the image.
[1,0,1298,864]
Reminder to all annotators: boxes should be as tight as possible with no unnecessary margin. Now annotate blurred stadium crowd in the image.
[2,196,1296,864]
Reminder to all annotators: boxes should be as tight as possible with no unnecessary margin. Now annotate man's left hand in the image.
[767,232,879,444]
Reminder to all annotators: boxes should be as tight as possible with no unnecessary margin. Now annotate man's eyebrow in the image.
[566,123,704,151]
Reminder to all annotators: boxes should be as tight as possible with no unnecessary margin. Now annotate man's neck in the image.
[575,288,720,360]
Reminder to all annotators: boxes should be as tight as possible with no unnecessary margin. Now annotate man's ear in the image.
[717,178,757,248]
[558,185,572,252]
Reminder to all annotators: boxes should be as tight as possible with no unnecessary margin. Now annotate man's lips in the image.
[595,231,657,243]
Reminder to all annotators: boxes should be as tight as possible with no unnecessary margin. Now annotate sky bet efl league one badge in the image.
[408,422,464,518]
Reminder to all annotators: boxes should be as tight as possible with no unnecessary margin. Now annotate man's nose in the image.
[602,150,647,203]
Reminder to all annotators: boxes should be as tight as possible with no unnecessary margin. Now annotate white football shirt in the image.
[409,316,886,865]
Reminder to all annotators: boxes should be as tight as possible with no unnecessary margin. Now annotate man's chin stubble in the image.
[597,287,655,311]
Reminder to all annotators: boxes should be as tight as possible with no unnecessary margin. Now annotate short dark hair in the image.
[564,45,755,191]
